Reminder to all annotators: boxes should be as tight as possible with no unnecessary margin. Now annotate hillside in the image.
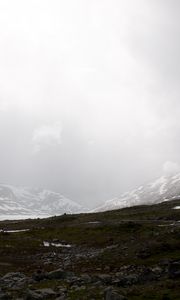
[95,173,180,212]
[0,199,179,299]
[0,184,85,219]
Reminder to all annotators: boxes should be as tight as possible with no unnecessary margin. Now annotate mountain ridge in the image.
[0,184,85,219]
[94,173,180,212]
[1,172,180,219]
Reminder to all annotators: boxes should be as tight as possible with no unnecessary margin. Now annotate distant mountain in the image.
[94,173,180,212]
[0,184,85,219]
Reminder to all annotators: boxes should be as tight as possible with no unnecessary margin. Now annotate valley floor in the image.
[0,199,180,299]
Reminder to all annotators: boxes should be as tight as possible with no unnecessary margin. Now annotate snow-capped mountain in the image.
[0,184,85,219]
[94,173,180,212]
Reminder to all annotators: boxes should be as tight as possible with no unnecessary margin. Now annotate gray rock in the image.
[104,288,127,300]
[57,287,67,293]
[80,274,92,283]
[26,288,56,300]
[47,269,74,280]
[2,272,26,281]
[151,266,163,275]
[98,274,112,284]
[1,272,27,288]
[26,290,42,300]
[113,274,138,287]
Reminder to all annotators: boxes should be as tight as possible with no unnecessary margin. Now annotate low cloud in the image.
[0,101,9,112]
[32,123,62,153]
[163,161,180,176]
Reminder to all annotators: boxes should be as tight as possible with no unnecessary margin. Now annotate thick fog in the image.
[0,0,180,207]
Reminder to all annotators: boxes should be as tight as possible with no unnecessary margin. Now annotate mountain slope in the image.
[0,184,85,218]
[95,173,180,212]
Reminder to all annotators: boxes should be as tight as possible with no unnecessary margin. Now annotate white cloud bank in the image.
[32,123,62,153]
[0,1,180,206]
[163,161,180,176]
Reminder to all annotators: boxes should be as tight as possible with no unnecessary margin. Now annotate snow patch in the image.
[43,241,72,248]
[0,229,30,233]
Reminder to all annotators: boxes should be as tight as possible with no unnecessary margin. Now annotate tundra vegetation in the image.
[0,199,179,299]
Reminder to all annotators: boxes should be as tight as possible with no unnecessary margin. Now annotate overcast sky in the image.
[0,0,180,207]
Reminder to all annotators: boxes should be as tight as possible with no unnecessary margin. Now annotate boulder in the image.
[26,288,56,300]
[47,269,74,280]
[104,288,127,300]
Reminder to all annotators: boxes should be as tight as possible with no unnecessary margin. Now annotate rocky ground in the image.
[0,199,179,299]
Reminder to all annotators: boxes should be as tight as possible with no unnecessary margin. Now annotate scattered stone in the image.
[73,285,86,291]
[151,266,163,275]
[168,261,180,278]
[80,274,92,283]
[97,274,112,284]
[26,288,57,300]
[104,287,127,300]
[0,272,28,289]
[112,274,138,287]
[138,268,156,283]
[0,291,10,300]
[47,269,74,280]
[32,270,48,282]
